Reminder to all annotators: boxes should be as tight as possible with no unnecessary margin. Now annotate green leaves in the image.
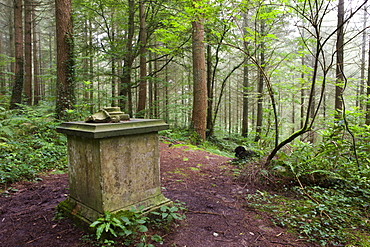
[0,104,67,184]
[88,205,180,246]
[150,202,187,231]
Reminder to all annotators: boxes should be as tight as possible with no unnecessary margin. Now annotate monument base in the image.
[58,195,173,230]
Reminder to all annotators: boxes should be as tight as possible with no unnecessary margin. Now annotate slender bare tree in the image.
[335,0,344,119]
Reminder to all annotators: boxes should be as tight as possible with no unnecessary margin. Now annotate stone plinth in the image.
[56,119,171,227]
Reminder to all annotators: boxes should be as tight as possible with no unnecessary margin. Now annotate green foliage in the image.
[150,201,187,230]
[0,104,67,184]
[90,208,150,246]
[89,204,185,246]
[271,119,370,187]
[247,187,370,246]
[247,117,370,246]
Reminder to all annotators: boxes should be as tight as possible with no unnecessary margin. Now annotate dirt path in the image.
[0,142,317,247]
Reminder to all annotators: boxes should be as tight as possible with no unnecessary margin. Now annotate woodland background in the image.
[2,0,369,143]
[1,0,370,245]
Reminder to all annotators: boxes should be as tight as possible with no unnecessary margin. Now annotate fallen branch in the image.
[188,210,222,216]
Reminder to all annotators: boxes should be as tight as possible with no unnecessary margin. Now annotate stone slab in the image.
[56,119,169,139]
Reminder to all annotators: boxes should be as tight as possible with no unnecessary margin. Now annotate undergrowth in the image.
[244,121,370,246]
[0,103,67,185]
[86,202,186,247]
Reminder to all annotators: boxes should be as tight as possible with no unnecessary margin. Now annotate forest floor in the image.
[0,141,319,247]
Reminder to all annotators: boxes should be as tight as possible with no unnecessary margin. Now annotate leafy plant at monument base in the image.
[90,208,150,246]
[150,201,187,231]
[89,204,186,247]
[0,103,67,185]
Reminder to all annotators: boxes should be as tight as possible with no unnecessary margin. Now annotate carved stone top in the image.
[56,119,169,139]
[85,107,130,123]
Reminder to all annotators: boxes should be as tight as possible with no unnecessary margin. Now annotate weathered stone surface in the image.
[85,107,130,123]
[57,119,169,138]
[56,119,171,227]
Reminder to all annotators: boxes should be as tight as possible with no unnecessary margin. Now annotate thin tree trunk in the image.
[154,54,159,118]
[300,46,305,133]
[0,29,4,94]
[206,44,214,137]
[9,0,15,83]
[366,39,370,125]
[10,0,24,109]
[137,1,147,117]
[89,19,94,112]
[359,5,367,110]
[255,20,265,142]
[148,51,153,118]
[120,0,135,116]
[165,63,169,122]
[24,0,32,105]
[206,24,228,138]
[335,0,344,119]
[32,1,40,105]
[111,18,117,107]
[242,13,249,137]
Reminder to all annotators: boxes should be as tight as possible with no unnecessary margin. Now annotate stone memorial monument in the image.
[56,107,172,228]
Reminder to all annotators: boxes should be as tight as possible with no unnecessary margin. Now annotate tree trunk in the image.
[191,9,207,141]
[137,1,147,117]
[366,39,370,125]
[242,13,249,137]
[254,20,265,142]
[0,29,4,94]
[206,44,214,138]
[10,0,24,109]
[154,53,159,118]
[164,63,169,122]
[89,19,94,112]
[335,0,344,119]
[55,0,75,120]
[32,1,40,105]
[206,24,229,138]
[9,0,15,83]
[300,42,305,135]
[359,5,367,110]
[24,0,32,105]
[120,0,135,116]
[108,14,116,108]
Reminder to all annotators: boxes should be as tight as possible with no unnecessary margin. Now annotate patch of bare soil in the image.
[0,142,318,247]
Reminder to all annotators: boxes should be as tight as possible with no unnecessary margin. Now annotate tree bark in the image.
[119,0,135,116]
[255,20,265,142]
[32,1,40,105]
[242,13,249,137]
[335,0,344,119]
[359,5,367,110]
[191,8,207,141]
[0,29,4,94]
[24,0,32,105]
[10,0,24,109]
[206,44,214,137]
[55,0,75,120]
[137,0,147,117]
[366,39,370,125]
